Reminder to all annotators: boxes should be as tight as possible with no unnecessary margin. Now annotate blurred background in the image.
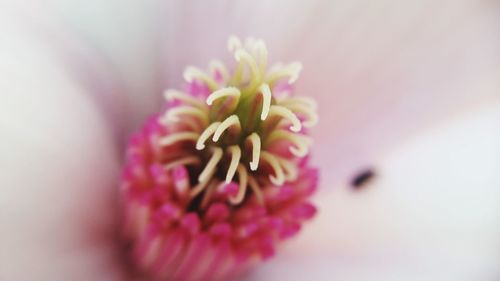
[1,0,499,280]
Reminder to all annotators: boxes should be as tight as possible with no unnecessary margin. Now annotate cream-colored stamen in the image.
[200,181,218,209]
[164,89,207,110]
[183,66,219,90]
[266,62,302,84]
[225,146,241,183]
[189,179,212,198]
[163,156,200,170]
[206,87,241,106]
[228,36,242,52]
[196,122,221,150]
[165,106,208,124]
[259,84,272,120]
[267,130,311,157]
[159,116,200,132]
[268,105,302,132]
[279,96,317,110]
[248,176,264,205]
[198,147,223,183]
[234,49,261,83]
[275,156,298,181]
[159,132,198,147]
[283,102,318,127]
[229,164,248,205]
[253,39,268,73]
[209,60,230,83]
[260,151,285,186]
[213,115,241,142]
[246,133,261,171]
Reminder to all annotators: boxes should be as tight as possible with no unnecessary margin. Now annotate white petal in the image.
[244,103,500,281]
[0,12,126,281]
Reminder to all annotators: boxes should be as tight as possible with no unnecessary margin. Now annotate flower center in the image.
[160,36,318,205]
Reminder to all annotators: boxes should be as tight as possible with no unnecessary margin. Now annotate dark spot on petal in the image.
[351,168,376,190]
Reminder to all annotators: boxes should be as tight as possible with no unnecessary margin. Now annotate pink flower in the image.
[1,1,499,281]
[121,37,318,280]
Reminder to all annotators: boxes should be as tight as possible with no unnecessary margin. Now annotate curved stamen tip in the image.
[228,36,242,52]
[198,147,223,183]
[229,164,248,205]
[259,84,272,120]
[261,152,285,186]
[206,87,241,106]
[288,62,303,83]
[225,146,241,183]
[269,105,302,132]
[246,133,261,171]
[196,122,221,150]
[213,115,240,142]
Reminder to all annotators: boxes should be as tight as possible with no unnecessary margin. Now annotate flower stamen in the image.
[198,147,223,183]
[268,105,302,132]
[260,151,285,186]
[164,89,207,110]
[246,133,261,171]
[159,132,199,147]
[234,49,261,87]
[209,60,230,83]
[164,156,201,170]
[267,130,311,157]
[266,62,302,84]
[229,164,248,205]
[259,84,272,120]
[248,176,264,205]
[206,87,241,106]
[227,35,242,52]
[212,115,241,142]
[225,146,241,183]
[183,66,219,90]
[283,103,318,127]
[196,122,221,150]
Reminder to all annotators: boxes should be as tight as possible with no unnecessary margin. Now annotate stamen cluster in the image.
[121,37,319,281]
[161,36,318,205]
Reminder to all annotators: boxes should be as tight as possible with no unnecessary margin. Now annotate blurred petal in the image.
[0,10,127,281]
[242,102,500,280]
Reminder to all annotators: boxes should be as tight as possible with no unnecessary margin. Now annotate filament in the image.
[206,87,241,106]
[268,105,302,132]
[164,89,207,110]
[213,115,241,142]
[196,122,221,150]
[198,147,223,183]
[165,106,208,124]
[209,60,230,83]
[260,151,285,186]
[248,176,264,205]
[159,132,198,147]
[225,146,241,183]
[163,156,200,170]
[246,133,261,171]
[183,66,219,90]
[229,164,248,205]
[259,84,272,120]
